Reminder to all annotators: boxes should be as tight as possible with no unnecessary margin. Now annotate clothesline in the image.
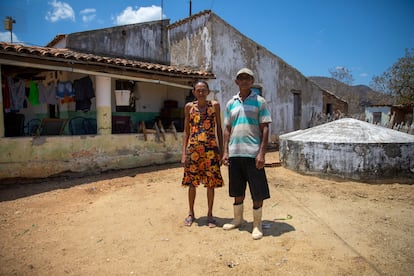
[2,75,95,113]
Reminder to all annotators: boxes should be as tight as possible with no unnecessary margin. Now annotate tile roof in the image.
[0,42,215,79]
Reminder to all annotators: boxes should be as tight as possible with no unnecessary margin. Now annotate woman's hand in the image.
[222,153,230,166]
[181,155,188,167]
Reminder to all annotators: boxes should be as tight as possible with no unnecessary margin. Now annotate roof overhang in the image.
[0,42,215,89]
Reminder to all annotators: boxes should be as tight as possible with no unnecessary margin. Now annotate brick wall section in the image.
[323,91,348,115]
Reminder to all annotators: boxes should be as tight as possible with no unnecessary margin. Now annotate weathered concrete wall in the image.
[169,13,213,70]
[0,133,181,180]
[169,13,327,140]
[280,140,414,180]
[67,20,170,64]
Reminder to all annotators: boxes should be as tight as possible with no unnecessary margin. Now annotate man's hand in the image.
[256,153,265,170]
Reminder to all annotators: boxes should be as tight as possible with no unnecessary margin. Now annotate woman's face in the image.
[192,82,210,100]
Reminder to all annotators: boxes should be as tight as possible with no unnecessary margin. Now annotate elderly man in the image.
[222,68,272,240]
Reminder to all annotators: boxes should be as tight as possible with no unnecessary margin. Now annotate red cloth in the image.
[2,76,11,109]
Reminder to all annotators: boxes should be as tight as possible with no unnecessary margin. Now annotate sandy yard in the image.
[0,151,413,275]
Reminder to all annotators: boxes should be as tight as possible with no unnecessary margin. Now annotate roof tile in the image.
[0,42,214,79]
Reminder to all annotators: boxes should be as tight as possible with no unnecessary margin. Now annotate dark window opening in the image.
[373,112,382,124]
[293,92,301,117]
[326,103,333,115]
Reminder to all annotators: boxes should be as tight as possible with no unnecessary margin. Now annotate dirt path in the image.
[0,152,413,275]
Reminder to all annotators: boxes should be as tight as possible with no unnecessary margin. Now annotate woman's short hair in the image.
[193,80,209,90]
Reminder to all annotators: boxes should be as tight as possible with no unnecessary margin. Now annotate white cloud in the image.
[0,32,19,43]
[115,5,164,25]
[45,0,75,22]
[80,8,97,23]
[81,8,96,14]
[359,73,368,78]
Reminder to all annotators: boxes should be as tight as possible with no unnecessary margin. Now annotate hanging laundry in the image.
[7,77,25,110]
[38,82,57,105]
[73,76,95,112]
[56,80,75,104]
[28,80,40,106]
[2,75,11,110]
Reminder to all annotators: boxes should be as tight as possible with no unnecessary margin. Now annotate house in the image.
[167,10,347,139]
[0,10,347,180]
[365,104,414,134]
[0,39,213,180]
[365,104,414,131]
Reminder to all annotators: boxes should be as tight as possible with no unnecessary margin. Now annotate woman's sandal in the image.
[184,214,194,226]
[207,217,217,228]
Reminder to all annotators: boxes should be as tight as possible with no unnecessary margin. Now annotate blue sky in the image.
[0,0,413,86]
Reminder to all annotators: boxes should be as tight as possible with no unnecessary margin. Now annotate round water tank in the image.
[279,118,414,181]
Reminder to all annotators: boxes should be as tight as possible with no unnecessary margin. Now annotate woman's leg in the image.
[207,187,216,227]
[184,185,196,226]
[188,185,196,216]
[207,187,214,217]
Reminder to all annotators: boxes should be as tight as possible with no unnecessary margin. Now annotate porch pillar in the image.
[95,75,112,135]
[0,65,4,137]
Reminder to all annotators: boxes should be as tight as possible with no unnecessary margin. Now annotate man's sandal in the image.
[184,214,194,226]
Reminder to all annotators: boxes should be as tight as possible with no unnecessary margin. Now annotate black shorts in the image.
[228,157,270,201]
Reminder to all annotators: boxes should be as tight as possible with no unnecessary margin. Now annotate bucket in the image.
[115,90,131,106]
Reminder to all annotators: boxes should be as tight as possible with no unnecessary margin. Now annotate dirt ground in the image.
[0,151,413,275]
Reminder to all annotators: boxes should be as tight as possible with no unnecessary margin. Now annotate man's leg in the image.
[252,200,263,240]
[223,195,245,230]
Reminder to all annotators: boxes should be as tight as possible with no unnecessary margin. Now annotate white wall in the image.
[134,82,187,113]
[365,106,391,126]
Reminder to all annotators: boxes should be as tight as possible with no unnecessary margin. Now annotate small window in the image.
[292,91,301,117]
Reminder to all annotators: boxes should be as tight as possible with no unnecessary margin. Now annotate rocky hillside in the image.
[309,76,395,115]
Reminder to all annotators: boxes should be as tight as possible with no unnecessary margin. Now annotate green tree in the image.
[370,48,414,104]
[329,66,354,85]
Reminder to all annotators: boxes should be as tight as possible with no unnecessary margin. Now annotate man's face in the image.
[235,73,254,89]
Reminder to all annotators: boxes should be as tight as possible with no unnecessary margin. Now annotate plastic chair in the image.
[38,118,67,136]
[83,118,97,134]
[25,118,41,136]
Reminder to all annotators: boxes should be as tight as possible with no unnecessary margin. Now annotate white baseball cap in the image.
[236,68,254,78]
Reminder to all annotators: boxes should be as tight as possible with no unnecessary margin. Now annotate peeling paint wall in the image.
[169,13,332,140]
[67,20,170,64]
[0,133,182,180]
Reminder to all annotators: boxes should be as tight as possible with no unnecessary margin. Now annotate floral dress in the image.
[182,101,224,188]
